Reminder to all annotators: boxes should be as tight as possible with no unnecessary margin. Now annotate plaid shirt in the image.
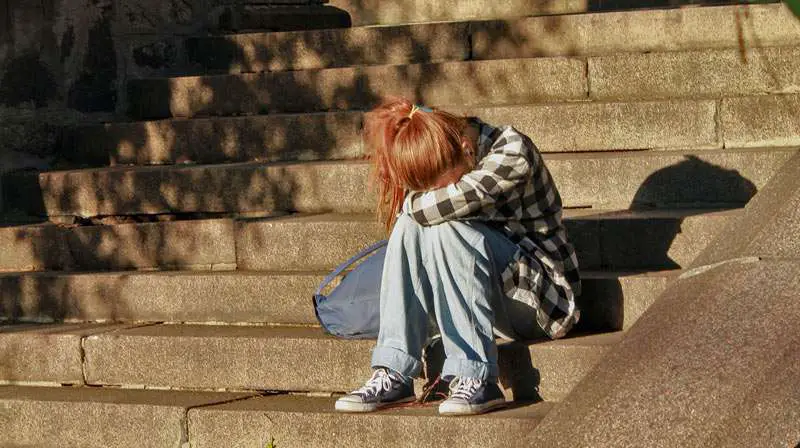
[402,120,581,339]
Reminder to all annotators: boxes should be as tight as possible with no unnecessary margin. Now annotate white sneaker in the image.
[335,368,415,413]
[438,377,506,416]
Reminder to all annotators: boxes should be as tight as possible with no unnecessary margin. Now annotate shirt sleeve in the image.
[402,130,534,226]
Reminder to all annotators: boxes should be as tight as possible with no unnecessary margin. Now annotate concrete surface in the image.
[127,57,587,118]
[722,94,800,149]
[0,385,254,448]
[188,394,551,448]
[7,149,794,217]
[0,224,73,272]
[590,46,800,101]
[81,324,619,400]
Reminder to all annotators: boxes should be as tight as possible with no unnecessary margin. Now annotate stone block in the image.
[590,46,800,101]
[65,219,236,270]
[692,152,800,266]
[129,57,587,118]
[236,5,353,33]
[578,272,674,331]
[472,4,800,60]
[0,386,253,448]
[83,324,618,399]
[528,260,800,447]
[326,0,585,26]
[189,394,551,448]
[8,149,793,218]
[0,271,322,324]
[189,21,470,72]
[115,0,207,35]
[461,99,719,152]
[721,94,800,148]
[0,224,72,272]
[0,323,129,384]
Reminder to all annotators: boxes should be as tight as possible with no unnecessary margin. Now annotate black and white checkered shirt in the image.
[402,120,581,339]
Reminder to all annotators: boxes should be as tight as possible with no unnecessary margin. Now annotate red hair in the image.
[364,98,473,230]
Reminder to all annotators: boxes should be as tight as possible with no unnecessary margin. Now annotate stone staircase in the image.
[1,2,799,447]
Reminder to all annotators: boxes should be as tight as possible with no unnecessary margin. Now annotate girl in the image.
[335,98,581,415]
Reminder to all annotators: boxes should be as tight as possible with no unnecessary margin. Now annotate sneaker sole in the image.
[335,395,416,413]
[438,398,507,416]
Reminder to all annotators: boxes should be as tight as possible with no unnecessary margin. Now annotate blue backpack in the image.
[312,240,387,339]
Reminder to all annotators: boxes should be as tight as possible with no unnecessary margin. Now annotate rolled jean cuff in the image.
[442,358,498,381]
[371,345,422,378]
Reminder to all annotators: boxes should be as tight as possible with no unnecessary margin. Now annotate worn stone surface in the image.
[189,394,550,448]
[66,218,236,271]
[692,152,800,266]
[528,260,800,448]
[326,0,584,26]
[128,57,586,118]
[578,272,674,332]
[82,324,617,399]
[237,209,736,272]
[722,94,800,148]
[70,111,363,166]
[0,224,73,272]
[9,149,793,218]
[472,3,800,60]
[0,323,131,384]
[590,46,800,101]
[0,385,253,448]
[0,270,323,324]
[188,22,470,73]
[461,99,719,152]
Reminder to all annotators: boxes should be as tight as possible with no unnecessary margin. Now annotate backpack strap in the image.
[314,240,389,297]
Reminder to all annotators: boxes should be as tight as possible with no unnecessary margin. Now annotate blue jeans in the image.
[370,214,544,381]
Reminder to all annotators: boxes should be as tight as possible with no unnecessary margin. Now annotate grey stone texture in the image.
[472,3,800,60]
[692,152,800,266]
[70,111,363,166]
[528,260,800,448]
[189,394,551,448]
[590,46,800,101]
[0,271,323,324]
[127,57,587,118]
[722,93,800,148]
[0,269,670,330]
[188,22,471,72]
[0,385,254,448]
[7,149,794,218]
[0,323,134,384]
[81,324,616,400]
[0,224,73,272]
[326,0,585,26]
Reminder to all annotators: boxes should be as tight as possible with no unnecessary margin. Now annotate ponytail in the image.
[364,98,472,231]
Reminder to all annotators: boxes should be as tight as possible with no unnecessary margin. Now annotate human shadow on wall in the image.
[576,155,757,333]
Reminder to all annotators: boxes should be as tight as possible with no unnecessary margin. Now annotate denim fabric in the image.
[371,214,545,381]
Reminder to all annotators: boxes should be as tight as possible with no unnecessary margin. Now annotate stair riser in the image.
[0,271,668,331]
[127,58,587,119]
[71,99,724,166]
[6,150,793,218]
[184,5,800,75]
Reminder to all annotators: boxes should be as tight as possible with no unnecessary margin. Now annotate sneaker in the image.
[438,377,506,415]
[335,368,415,412]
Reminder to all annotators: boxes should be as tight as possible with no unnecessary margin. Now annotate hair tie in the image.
[409,104,433,118]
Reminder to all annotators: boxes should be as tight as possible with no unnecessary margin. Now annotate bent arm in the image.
[403,130,534,226]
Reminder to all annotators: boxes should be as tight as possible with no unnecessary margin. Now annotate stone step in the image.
[70,98,725,166]
[0,208,734,274]
[0,385,549,448]
[127,57,587,119]
[78,324,622,400]
[5,148,795,218]
[238,209,737,272]
[1,322,621,400]
[126,45,800,119]
[0,268,674,331]
[184,4,799,75]
[0,385,254,448]
[188,394,551,448]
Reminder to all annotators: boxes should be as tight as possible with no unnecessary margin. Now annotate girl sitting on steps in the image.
[335,98,581,416]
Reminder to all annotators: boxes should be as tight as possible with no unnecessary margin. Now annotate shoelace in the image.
[351,369,393,398]
[448,377,483,400]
